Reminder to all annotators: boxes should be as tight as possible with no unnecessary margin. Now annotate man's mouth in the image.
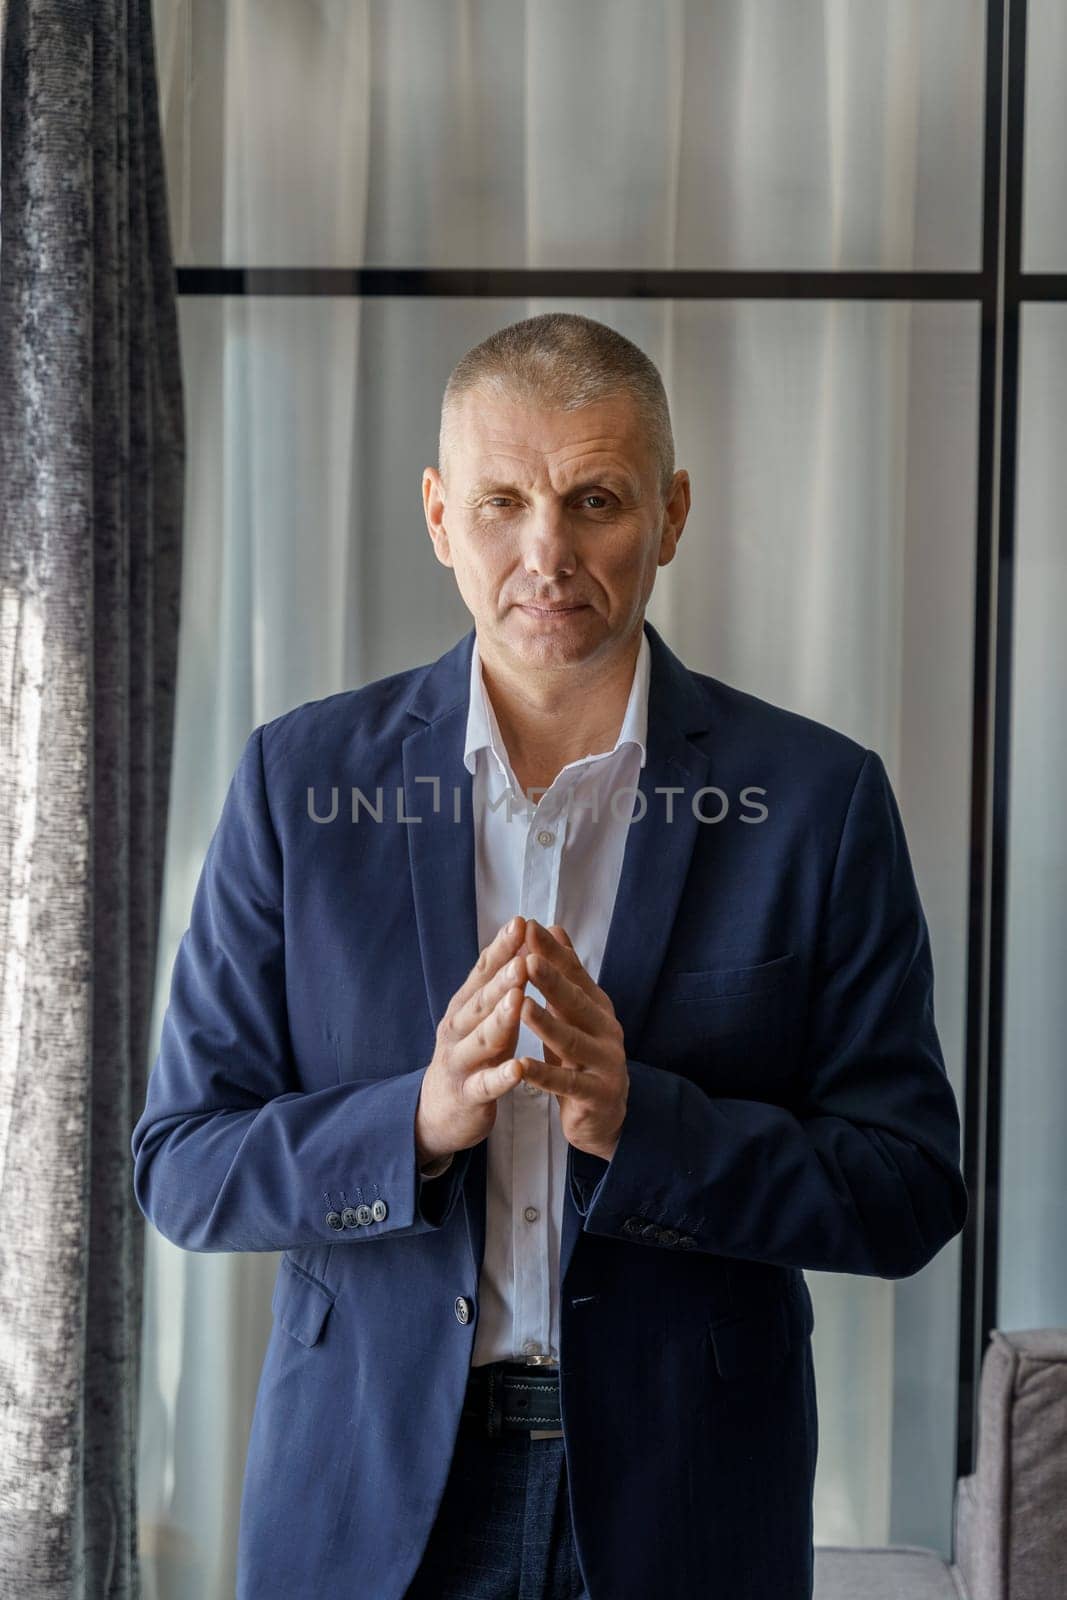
[518,602,588,615]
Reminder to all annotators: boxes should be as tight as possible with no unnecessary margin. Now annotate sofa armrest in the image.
[952,1328,1067,1600]
[952,1471,978,1599]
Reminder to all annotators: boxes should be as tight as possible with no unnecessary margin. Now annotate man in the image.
[131,312,968,1600]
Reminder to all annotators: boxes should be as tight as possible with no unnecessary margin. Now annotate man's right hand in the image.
[414,916,530,1169]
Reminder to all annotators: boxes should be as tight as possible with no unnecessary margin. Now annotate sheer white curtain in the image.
[141,3,982,1592]
[1002,305,1067,1330]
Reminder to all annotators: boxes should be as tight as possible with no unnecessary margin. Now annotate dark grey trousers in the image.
[403,1422,589,1600]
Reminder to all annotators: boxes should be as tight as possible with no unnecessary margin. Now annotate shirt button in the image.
[536,828,555,847]
[523,1079,543,1096]
[524,1206,539,1222]
[523,1339,541,1356]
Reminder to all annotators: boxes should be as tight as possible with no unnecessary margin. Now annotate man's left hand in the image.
[516,920,629,1163]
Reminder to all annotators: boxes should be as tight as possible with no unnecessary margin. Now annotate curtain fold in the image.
[0,2,184,1594]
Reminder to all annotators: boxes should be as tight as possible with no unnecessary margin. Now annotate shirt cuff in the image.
[418,1152,454,1180]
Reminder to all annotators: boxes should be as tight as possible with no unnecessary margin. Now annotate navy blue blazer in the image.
[131,618,968,1600]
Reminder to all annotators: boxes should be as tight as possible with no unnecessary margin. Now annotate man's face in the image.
[422,387,689,671]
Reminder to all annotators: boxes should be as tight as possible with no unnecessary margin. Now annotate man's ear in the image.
[657,468,691,567]
[422,467,453,567]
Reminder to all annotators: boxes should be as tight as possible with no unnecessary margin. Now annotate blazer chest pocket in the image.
[665,951,797,1003]
[655,952,801,1036]
[272,1254,336,1348]
[644,953,803,1092]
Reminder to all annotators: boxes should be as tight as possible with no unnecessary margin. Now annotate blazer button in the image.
[371,1199,388,1221]
[454,1296,473,1325]
[640,1222,661,1240]
[340,1207,360,1228]
[622,1217,643,1236]
[676,1235,697,1249]
[325,1210,344,1230]
[355,1203,373,1225]
[659,1228,679,1246]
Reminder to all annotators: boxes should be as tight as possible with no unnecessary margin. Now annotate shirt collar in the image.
[463,625,650,778]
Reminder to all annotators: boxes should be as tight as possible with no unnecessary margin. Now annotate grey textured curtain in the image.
[0,2,183,1594]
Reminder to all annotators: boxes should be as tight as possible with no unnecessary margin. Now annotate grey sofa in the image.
[814,1328,1067,1599]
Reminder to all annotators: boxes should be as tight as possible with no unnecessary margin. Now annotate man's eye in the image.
[480,494,611,510]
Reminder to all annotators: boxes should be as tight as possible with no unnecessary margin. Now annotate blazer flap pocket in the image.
[272,1255,336,1348]
[708,1281,814,1379]
[667,952,798,1002]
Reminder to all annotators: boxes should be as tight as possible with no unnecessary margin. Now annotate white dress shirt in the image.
[445,625,652,1369]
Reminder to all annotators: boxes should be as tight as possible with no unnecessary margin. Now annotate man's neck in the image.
[477,626,643,797]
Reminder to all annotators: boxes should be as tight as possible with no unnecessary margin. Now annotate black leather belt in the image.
[461,1360,564,1439]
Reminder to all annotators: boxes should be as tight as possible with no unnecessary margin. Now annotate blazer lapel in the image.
[559,620,714,1287]
[401,629,490,1278]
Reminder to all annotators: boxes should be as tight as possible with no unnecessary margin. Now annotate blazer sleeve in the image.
[130,723,470,1252]
[568,748,970,1280]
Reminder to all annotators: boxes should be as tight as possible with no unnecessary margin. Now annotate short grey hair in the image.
[438,312,675,502]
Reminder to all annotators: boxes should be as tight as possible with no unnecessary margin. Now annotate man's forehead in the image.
[452,393,650,480]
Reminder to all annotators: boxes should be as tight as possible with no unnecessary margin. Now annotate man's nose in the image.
[522,504,577,578]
